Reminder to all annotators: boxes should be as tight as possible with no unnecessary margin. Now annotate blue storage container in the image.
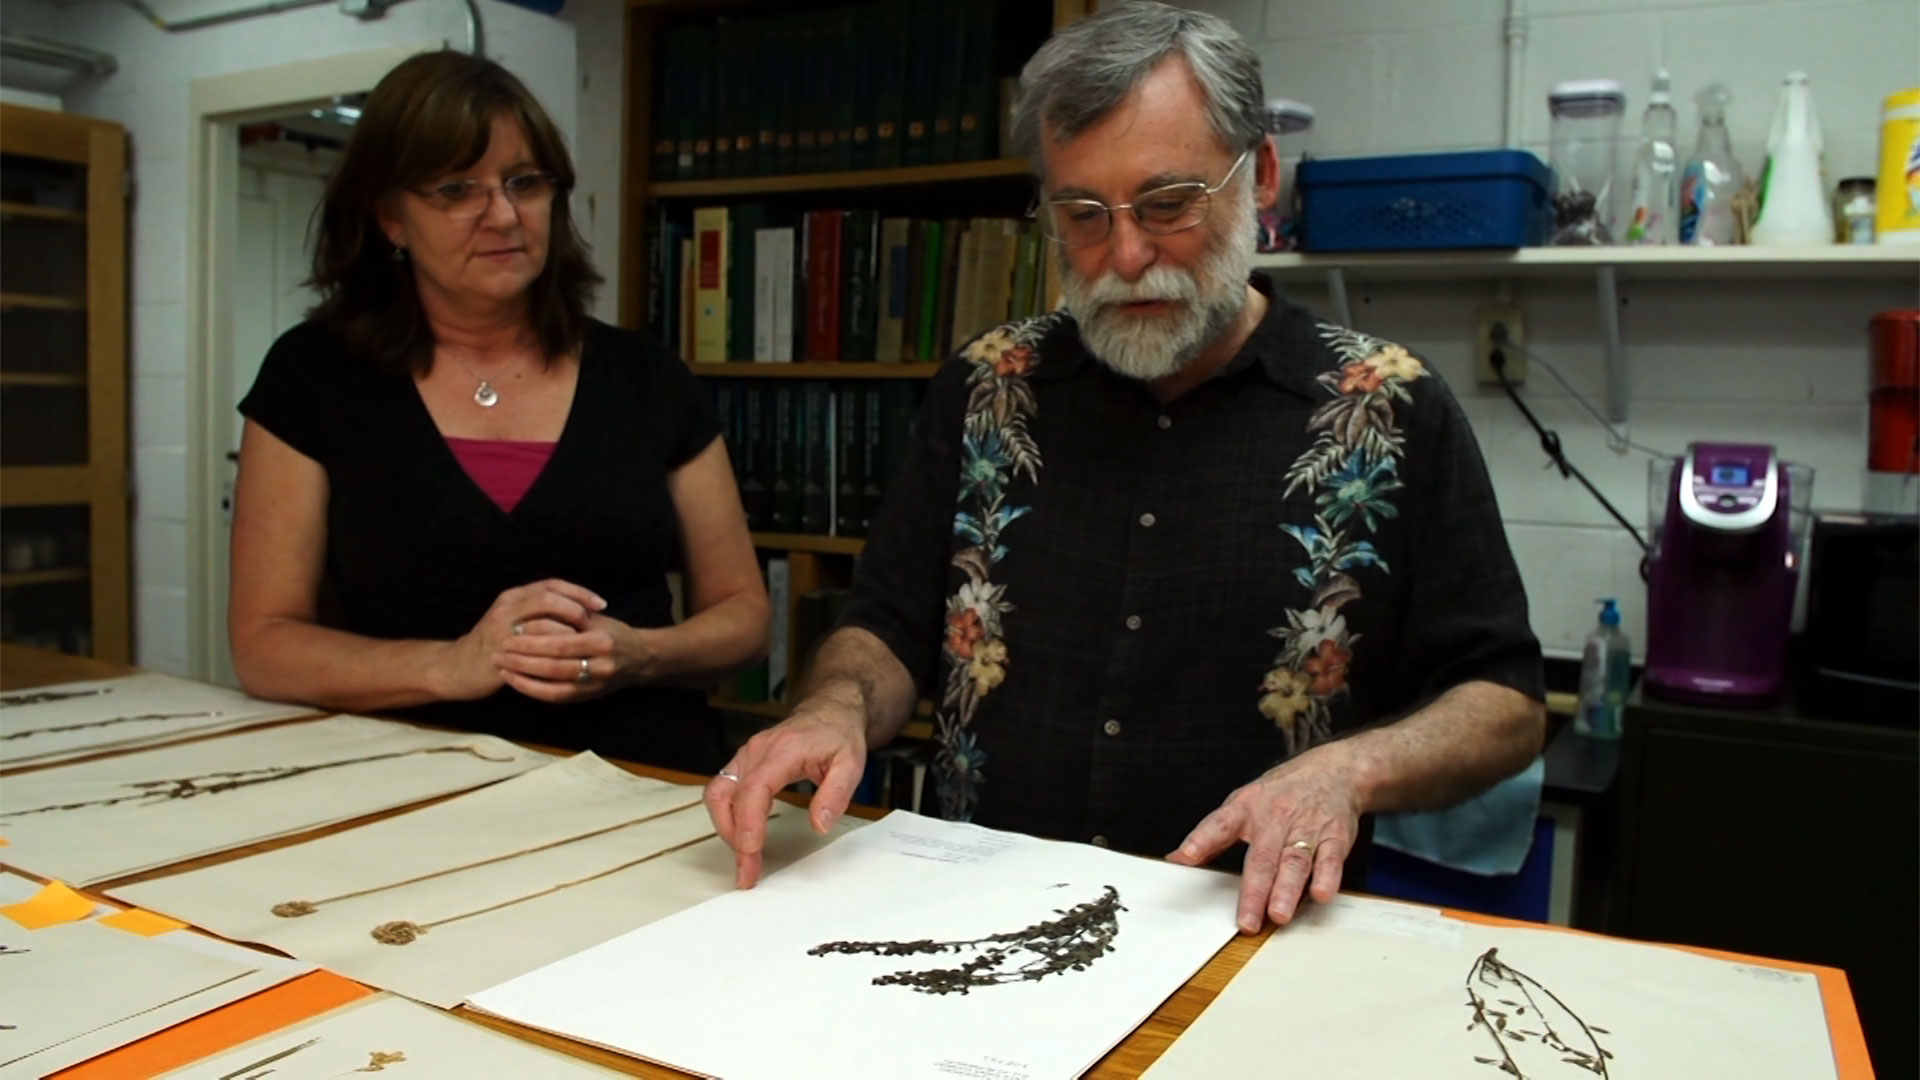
[1297,149,1553,252]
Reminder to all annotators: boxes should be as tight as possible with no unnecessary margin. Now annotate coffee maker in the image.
[1645,443,1813,707]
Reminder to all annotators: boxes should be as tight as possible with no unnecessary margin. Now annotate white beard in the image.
[1062,182,1256,383]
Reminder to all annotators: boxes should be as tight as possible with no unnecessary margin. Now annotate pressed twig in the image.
[1465,947,1613,1078]
[1,711,217,741]
[369,822,742,945]
[0,743,517,819]
[215,1036,319,1080]
[808,884,1125,995]
[0,687,108,709]
[273,797,704,917]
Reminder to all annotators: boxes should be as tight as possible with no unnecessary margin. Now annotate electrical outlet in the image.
[1475,305,1526,385]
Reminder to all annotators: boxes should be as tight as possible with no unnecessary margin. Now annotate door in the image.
[208,132,335,688]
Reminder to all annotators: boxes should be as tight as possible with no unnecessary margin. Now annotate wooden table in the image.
[0,645,1249,1077]
[2,645,1873,1079]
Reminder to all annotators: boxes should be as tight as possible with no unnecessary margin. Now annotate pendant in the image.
[473,381,499,408]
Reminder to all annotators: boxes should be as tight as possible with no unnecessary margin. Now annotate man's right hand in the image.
[705,697,868,889]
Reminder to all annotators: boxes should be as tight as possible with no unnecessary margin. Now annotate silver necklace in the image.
[448,355,517,408]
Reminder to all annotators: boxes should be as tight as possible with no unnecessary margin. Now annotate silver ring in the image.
[716,771,741,783]
[511,622,524,636]
[574,657,591,683]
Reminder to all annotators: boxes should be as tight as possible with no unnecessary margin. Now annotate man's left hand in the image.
[1166,746,1363,934]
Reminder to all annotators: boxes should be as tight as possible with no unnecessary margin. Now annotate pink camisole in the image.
[444,436,557,513]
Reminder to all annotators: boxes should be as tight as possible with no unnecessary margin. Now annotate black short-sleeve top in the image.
[238,317,727,773]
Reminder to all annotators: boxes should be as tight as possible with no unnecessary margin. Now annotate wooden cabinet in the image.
[0,105,130,662]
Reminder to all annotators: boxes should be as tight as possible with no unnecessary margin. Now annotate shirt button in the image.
[1103,718,1122,737]
[1138,512,1156,528]
[1125,614,1142,630]
[1156,415,1172,430]
[1091,835,1110,848]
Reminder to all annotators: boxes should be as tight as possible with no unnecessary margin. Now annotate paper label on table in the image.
[466,812,1244,1080]
[0,879,93,929]
[114,753,850,1008]
[0,868,309,1080]
[1316,892,1465,947]
[1141,893,1839,1080]
[0,714,546,885]
[98,907,188,936]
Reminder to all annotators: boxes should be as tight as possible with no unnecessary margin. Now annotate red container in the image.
[1870,310,1919,474]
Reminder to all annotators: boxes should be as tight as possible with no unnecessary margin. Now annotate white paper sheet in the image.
[157,994,621,1078]
[0,673,318,766]
[0,714,545,885]
[1141,894,1840,1080]
[467,812,1243,1080]
[116,753,787,1008]
[0,872,313,1080]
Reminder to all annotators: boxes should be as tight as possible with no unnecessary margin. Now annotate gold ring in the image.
[575,658,591,683]
[1290,840,1315,852]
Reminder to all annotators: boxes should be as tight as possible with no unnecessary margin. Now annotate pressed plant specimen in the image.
[808,884,1125,995]
[0,688,108,709]
[369,826,731,945]
[271,798,703,917]
[0,743,515,819]
[1,711,217,742]
[1464,947,1614,1077]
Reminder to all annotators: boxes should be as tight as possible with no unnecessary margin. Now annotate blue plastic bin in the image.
[1297,149,1552,253]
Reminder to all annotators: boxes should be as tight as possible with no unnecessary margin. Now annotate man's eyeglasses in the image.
[413,171,559,219]
[1029,149,1251,248]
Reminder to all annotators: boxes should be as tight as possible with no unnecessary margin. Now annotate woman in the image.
[229,50,768,774]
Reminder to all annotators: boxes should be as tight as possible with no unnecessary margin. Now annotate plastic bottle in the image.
[1576,598,1631,740]
[1625,70,1680,245]
[1679,83,1744,245]
[1751,72,1835,245]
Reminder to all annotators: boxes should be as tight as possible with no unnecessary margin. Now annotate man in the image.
[706,0,1545,936]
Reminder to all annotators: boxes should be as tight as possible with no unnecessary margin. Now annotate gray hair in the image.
[1010,1,1266,176]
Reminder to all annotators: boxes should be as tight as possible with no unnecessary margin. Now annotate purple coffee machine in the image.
[1645,443,1813,707]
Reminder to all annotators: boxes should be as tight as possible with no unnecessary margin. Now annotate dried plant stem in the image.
[1465,947,1613,1078]
[273,798,704,917]
[0,744,516,819]
[0,688,108,709]
[1,711,217,742]
[370,823,743,945]
[214,1036,319,1080]
[808,884,1126,995]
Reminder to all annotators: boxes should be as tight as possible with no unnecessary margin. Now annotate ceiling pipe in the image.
[117,0,334,34]
[0,33,118,77]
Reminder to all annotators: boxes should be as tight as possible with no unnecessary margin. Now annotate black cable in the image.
[1490,348,1652,557]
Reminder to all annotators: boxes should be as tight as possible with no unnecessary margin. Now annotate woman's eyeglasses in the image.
[414,171,559,219]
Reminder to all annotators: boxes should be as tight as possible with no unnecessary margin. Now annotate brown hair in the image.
[306,50,601,375]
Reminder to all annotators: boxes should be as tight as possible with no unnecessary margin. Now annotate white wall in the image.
[1180,0,1918,657]
[8,0,579,675]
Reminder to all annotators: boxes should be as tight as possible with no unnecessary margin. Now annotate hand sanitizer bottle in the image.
[1577,598,1631,739]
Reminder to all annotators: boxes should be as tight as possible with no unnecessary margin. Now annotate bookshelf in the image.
[0,104,131,663]
[626,0,1097,716]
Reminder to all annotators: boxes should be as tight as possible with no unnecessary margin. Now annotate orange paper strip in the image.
[0,879,95,929]
[98,908,188,936]
[50,971,375,1080]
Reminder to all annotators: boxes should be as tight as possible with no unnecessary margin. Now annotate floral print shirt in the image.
[836,273,1544,860]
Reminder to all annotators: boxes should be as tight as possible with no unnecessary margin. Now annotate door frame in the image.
[185,45,429,684]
